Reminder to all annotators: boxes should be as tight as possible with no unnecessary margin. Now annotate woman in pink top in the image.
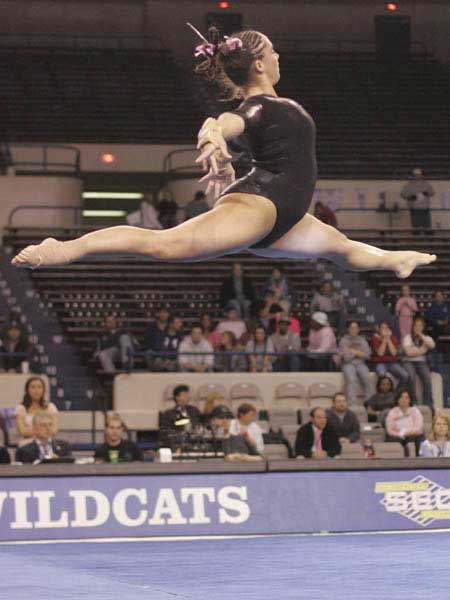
[385,388,424,456]
[395,284,418,341]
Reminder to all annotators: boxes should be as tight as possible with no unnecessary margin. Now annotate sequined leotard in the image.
[223,94,317,248]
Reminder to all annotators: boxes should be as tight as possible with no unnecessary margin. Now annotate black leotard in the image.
[223,94,317,249]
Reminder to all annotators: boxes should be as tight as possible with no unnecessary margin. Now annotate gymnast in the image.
[12,26,436,277]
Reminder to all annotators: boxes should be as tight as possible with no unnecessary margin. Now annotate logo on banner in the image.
[375,475,450,527]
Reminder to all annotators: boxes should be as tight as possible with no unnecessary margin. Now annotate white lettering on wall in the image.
[33,491,69,529]
[181,487,215,525]
[0,492,7,520]
[148,488,188,526]
[9,492,33,529]
[69,490,110,528]
[112,488,148,527]
[218,486,250,524]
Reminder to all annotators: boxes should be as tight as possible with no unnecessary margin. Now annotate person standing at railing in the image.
[400,167,434,233]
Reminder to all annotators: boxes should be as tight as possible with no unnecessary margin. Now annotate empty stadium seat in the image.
[269,407,300,429]
[280,424,299,449]
[373,442,404,459]
[264,444,289,460]
[229,382,263,412]
[308,381,338,402]
[340,443,365,459]
[359,422,386,444]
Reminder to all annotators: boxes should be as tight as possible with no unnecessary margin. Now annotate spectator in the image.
[339,321,375,405]
[295,407,341,458]
[0,413,10,464]
[214,331,247,373]
[94,413,142,462]
[95,315,134,373]
[219,262,255,319]
[395,284,418,342]
[366,376,396,423]
[2,308,28,345]
[184,190,209,221]
[178,324,214,372]
[313,201,338,228]
[0,322,33,373]
[270,315,301,372]
[215,307,247,342]
[400,167,434,233]
[200,313,220,348]
[202,391,226,426]
[326,393,360,444]
[143,307,170,366]
[307,311,338,371]
[210,404,262,461]
[274,310,301,336]
[426,291,450,342]
[16,413,71,464]
[158,190,178,229]
[16,377,58,447]
[310,281,346,333]
[386,388,424,456]
[253,294,283,334]
[161,384,201,431]
[420,413,450,458]
[245,325,275,373]
[153,315,184,372]
[402,316,435,410]
[229,403,265,453]
[370,321,410,387]
[261,266,296,314]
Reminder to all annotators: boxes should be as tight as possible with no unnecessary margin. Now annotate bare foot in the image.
[389,251,437,279]
[11,238,67,268]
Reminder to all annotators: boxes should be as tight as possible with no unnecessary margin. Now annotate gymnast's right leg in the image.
[11,193,277,268]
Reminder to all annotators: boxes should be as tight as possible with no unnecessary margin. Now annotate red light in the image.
[219,1,229,8]
[386,2,397,10]
[102,153,115,164]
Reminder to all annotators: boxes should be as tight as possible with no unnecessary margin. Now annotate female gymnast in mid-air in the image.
[12,26,435,276]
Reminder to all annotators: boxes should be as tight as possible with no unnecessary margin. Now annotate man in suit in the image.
[326,392,360,444]
[15,413,71,464]
[160,384,201,431]
[295,407,341,458]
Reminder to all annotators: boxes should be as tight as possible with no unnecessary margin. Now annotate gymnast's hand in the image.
[199,152,235,198]
[196,117,232,174]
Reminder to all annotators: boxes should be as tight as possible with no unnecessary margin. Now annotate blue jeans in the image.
[342,362,376,405]
[404,360,434,410]
[375,362,410,387]
[97,334,134,372]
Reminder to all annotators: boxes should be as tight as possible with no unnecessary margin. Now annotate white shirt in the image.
[229,419,265,453]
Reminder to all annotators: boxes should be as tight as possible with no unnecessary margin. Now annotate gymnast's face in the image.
[255,34,280,86]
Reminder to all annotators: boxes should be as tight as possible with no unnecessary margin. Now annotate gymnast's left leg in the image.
[250,213,436,278]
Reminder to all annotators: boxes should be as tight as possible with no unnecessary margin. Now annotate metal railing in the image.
[8,205,83,227]
[0,33,167,51]
[8,143,81,176]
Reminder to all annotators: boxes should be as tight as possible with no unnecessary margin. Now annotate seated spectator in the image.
[274,311,301,336]
[245,325,275,373]
[200,313,220,349]
[94,413,142,462]
[143,307,170,367]
[307,311,338,371]
[210,404,262,461]
[310,281,346,333]
[326,393,360,444]
[2,308,28,343]
[214,331,247,373]
[402,316,435,410]
[16,377,58,447]
[395,284,418,342]
[366,376,396,423]
[153,315,184,372]
[253,294,283,335]
[339,321,375,405]
[426,290,450,345]
[157,190,178,229]
[261,266,296,314]
[386,388,424,456]
[16,413,71,463]
[420,413,450,458]
[161,384,201,431]
[313,201,337,228]
[270,315,301,372]
[0,322,33,373]
[370,321,410,387]
[95,315,134,373]
[178,324,214,373]
[202,391,226,426]
[184,190,209,221]
[215,307,247,342]
[295,407,341,458]
[0,413,10,464]
[229,403,265,453]
[219,262,255,319]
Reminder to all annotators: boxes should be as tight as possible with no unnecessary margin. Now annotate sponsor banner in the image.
[2,469,450,541]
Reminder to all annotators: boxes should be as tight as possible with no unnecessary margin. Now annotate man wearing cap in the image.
[307,312,338,371]
[210,405,263,461]
[269,315,301,371]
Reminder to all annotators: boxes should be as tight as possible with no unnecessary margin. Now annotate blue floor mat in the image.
[2,531,450,599]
